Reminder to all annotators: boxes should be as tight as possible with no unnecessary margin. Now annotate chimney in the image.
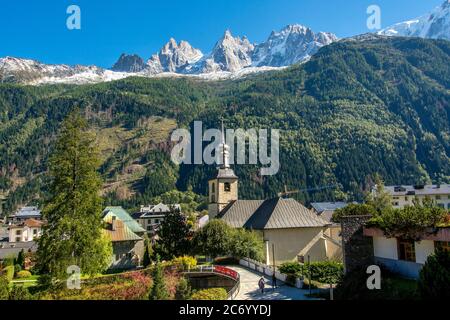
[111,216,117,231]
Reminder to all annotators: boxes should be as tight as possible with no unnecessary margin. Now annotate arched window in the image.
[224,182,231,192]
[211,183,215,193]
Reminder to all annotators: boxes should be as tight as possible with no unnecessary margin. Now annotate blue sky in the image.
[0,0,444,68]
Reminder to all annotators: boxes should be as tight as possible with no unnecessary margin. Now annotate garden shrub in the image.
[172,256,197,270]
[175,277,192,300]
[309,261,344,284]
[418,248,450,299]
[16,270,32,279]
[191,288,228,300]
[9,285,32,300]
[279,262,304,277]
[2,266,14,282]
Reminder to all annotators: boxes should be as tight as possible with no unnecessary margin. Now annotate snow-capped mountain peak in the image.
[252,24,338,67]
[146,38,203,73]
[378,0,450,40]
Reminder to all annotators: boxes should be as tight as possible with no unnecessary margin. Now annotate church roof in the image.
[216,168,238,179]
[218,198,329,230]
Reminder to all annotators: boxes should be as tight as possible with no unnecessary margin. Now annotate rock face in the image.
[147,38,203,74]
[378,0,450,40]
[252,24,337,67]
[111,54,146,73]
[188,30,255,73]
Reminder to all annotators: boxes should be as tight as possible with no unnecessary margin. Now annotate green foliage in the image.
[14,264,22,275]
[154,208,191,260]
[192,220,232,258]
[332,203,377,223]
[0,276,9,300]
[365,175,392,213]
[279,262,304,277]
[418,248,450,299]
[192,220,265,260]
[190,288,228,300]
[279,261,343,284]
[175,277,192,300]
[16,249,25,269]
[9,285,32,300]
[16,270,32,279]
[309,261,344,284]
[229,228,264,261]
[36,111,110,280]
[149,255,169,300]
[171,256,197,270]
[2,265,14,282]
[335,265,418,300]
[142,235,153,268]
[368,203,448,240]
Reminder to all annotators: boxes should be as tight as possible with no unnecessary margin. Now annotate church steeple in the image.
[208,120,238,219]
[218,120,231,169]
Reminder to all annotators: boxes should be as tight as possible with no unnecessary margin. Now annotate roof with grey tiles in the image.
[218,198,329,230]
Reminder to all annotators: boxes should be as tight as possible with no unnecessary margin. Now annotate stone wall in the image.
[341,215,374,273]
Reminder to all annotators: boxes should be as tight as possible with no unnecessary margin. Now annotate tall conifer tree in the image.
[37,110,111,281]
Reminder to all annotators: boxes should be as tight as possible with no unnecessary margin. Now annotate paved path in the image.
[229,265,320,300]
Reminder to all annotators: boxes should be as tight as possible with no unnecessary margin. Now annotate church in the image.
[208,125,342,265]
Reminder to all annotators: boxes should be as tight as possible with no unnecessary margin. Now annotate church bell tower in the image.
[208,122,238,219]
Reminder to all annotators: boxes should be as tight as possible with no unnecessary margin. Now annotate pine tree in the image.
[36,110,112,281]
[16,249,25,269]
[149,255,169,300]
[143,234,153,268]
[154,207,191,260]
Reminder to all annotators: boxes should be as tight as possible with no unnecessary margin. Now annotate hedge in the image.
[278,261,344,284]
[191,288,228,300]
[15,270,32,279]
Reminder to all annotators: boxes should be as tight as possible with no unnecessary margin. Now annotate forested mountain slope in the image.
[0,36,449,214]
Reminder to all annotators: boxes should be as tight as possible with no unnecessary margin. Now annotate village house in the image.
[363,226,450,279]
[102,207,145,270]
[311,201,350,240]
[7,206,42,223]
[8,218,44,243]
[132,203,181,235]
[208,127,342,265]
[376,184,450,209]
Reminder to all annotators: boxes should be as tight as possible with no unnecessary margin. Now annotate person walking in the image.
[272,272,277,290]
[258,277,265,294]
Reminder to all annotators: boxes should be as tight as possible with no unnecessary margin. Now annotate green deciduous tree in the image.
[192,219,265,261]
[149,255,169,300]
[192,220,232,258]
[36,110,111,281]
[229,228,264,261]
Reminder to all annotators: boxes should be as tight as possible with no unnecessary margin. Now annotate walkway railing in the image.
[184,265,240,300]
